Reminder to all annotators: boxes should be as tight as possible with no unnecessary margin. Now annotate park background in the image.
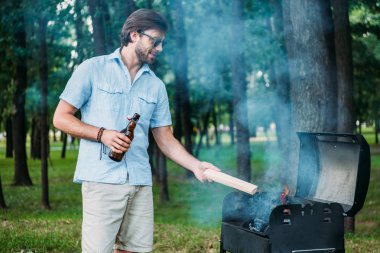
[0,0,379,252]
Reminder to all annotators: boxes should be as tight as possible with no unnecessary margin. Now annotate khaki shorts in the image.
[81,182,153,253]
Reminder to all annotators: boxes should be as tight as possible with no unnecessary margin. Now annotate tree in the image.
[74,0,87,65]
[5,118,13,158]
[228,101,235,145]
[211,100,220,145]
[230,0,251,181]
[168,0,196,179]
[146,1,170,202]
[0,1,15,159]
[88,0,107,55]
[127,0,137,17]
[350,0,380,138]
[38,8,50,209]
[194,111,211,157]
[12,0,33,186]
[31,116,42,159]
[171,0,193,158]
[269,0,292,184]
[0,175,6,209]
[57,0,89,159]
[333,0,354,133]
[376,118,380,144]
[332,0,355,233]
[61,132,68,158]
[282,0,338,190]
[154,143,169,202]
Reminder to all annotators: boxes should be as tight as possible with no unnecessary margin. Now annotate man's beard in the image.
[135,41,154,64]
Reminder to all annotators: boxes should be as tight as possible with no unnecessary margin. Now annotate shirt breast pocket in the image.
[96,85,124,112]
[137,94,157,121]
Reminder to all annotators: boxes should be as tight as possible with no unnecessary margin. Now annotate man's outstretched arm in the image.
[151,126,220,182]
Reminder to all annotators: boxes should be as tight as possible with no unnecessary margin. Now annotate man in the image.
[53,9,219,253]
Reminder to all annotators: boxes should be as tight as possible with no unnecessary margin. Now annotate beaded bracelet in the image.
[96,127,105,143]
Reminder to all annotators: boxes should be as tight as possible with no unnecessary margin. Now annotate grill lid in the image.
[296,132,370,216]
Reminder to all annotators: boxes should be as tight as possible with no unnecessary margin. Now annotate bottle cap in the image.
[132,113,140,121]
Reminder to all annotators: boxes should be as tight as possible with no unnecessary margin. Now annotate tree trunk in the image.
[5,117,13,158]
[145,0,152,9]
[148,130,156,177]
[12,0,33,186]
[88,0,107,55]
[172,0,193,156]
[127,0,138,16]
[195,112,210,158]
[194,120,203,158]
[172,0,182,143]
[156,148,169,202]
[205,125,210,148]
[171,0,194,178]
[70,136,76,149]
[145,2,169,201]
[153,137,169,202]
[376,118,379,144]
[282,0,337,192]
[99,0,112,51]
[173,94,183,141]
[39,14,50,209]
[332,0,354,134]
[212,101,220,146]
[52,128,57,142]
[74,0,85,64]
[269,0,292,185]
[228,100,235,145]
[61,132,67,159]
[31,116,42,159]
[332,0,355,234]
[0,175,6,208]
[216,103,223,144]
[230,0,251,181]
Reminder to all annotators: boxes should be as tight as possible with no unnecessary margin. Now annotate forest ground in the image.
[0,130,379,252]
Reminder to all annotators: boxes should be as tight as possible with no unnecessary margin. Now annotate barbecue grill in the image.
[220,132,371,253]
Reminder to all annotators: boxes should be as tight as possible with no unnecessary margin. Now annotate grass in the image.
[0,131,379,252]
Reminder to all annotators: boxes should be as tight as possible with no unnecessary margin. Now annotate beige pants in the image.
[81,182,153,253]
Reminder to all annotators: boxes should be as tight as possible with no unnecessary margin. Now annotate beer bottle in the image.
[108,113,140,162]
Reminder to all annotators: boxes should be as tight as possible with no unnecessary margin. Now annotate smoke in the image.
[162,1,340,209]
[159,1,293,226]
[182,0,232,108]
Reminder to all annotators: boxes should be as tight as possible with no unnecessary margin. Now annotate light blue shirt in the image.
[59,48,172,186]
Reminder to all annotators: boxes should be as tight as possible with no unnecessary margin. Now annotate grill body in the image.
[221,199,345,253]
[220,133,370,253]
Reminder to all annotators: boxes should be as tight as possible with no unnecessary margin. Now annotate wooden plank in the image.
[204,169,258,195]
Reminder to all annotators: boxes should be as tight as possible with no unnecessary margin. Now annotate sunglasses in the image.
[139,32,164,48]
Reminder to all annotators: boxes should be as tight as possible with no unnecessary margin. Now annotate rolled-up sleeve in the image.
[150,82,172,128]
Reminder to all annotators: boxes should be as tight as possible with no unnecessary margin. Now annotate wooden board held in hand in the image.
[204,169,258,195]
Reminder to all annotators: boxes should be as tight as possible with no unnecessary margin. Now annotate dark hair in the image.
[120,9,168,46]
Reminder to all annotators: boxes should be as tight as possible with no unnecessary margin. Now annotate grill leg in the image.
[220,227,227,253]
[220,240,226,253]
[220,245,226,252]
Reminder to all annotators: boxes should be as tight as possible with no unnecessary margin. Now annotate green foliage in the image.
[350,1,380,125]
[0,1,18,125]
[1,0,377,137]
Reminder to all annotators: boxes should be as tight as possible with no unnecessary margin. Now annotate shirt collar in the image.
[108,48,151,74]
